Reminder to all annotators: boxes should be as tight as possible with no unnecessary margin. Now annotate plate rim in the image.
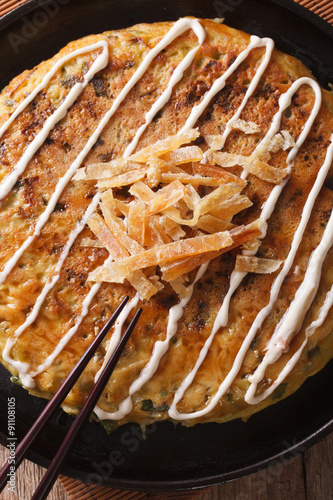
[1,403,332,491]
[1,0,333,39]
[270,0,333,37]
[21,415,333,491]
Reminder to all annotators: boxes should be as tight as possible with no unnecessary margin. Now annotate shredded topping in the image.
[76,130,262,299]
[1,18,329,420]
[207,150,289,184]
[235,255,282,274]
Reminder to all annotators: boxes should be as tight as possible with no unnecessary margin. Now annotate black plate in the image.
[0,0,332,492]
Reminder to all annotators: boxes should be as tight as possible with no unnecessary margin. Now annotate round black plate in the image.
[0,0,332,492]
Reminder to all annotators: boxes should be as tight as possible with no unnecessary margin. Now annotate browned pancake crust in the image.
[0,19,332,427]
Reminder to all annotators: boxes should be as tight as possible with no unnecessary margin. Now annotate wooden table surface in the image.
[1,431,333,499]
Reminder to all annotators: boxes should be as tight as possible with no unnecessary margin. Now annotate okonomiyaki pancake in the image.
[0,17,332,429]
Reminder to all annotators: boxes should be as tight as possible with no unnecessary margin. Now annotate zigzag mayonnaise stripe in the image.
[1,19,331,420]
[247,284,333,403]
[210,77,322,333]
[246,137,333,404]
[1,19,206,386]
[0,41,109,201]
[2,193,100,386]
[0,19,205,286]
[169,128,330,421]
[93,32,278,421]
[93,264,208,421]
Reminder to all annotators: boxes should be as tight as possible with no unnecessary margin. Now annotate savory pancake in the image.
[0,18,332,430]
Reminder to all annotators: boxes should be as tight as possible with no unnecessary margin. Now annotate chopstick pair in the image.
[0,296,142,499]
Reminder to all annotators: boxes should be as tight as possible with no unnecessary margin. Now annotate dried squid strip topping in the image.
[145,216,173,248]
[142,180,187,216]
[127,200,146,247]
[195,215,235,233]
[192,163,247,188]
[159,215,186,241]
[160,220,262,281]
[88,230,234,283]
[169,276,188,298]
[129,128,200,162]
[87,213,158,300]
[73,160,143,181]
[160,145,203,164]
[235,255,282,274]
[231,119,262,134]
[208,195,253,220]
[97,169,149,189]
[83,130,258,298]
[208,151,288,184]
[80,237,104,248]
[163,183,245,227]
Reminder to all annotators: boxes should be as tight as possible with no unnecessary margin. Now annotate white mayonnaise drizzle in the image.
[0,41,109,201]
[2,193,100,387]
[246,137,333,404]
[0,19,204,285]
[1,19,331,419]
[180,36,274,134]
[93,32,276,420]
[169,79,323,420]
[123,20,206,157]
[248,285,333,403]
[94,264,208,420]
[94,293,140,382]
[1,19,207,387]
[208,77,322,331]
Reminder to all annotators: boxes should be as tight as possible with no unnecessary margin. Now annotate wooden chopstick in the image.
[31,306,142,500]
[0,295,137,494]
